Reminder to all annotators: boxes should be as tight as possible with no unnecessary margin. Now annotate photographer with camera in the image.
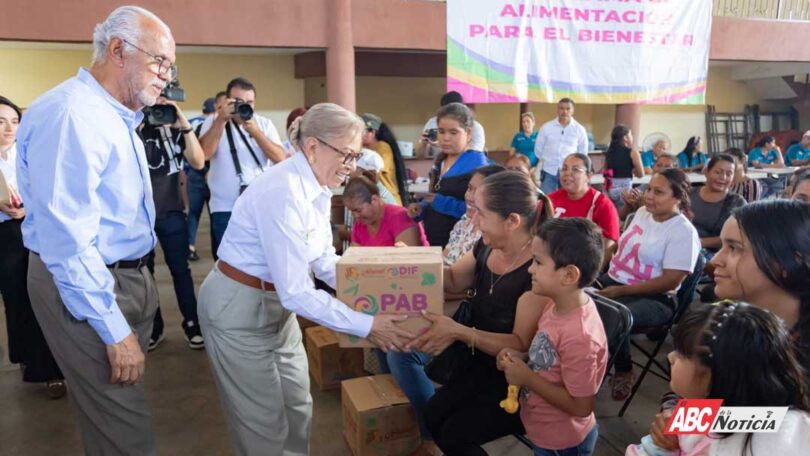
[139,84,206,351]
[198,77,284,259]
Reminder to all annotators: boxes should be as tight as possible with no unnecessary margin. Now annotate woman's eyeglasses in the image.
[315,137,363,165]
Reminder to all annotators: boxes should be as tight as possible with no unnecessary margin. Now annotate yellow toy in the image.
[499,352,521,413]
[500,385,520,414]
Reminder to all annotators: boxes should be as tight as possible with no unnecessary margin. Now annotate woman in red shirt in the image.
[549,153,620,269]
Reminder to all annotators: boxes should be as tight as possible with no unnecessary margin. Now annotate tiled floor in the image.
[0,217,671,455]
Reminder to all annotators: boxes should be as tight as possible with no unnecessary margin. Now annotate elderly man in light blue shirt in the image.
[16,6,174,455]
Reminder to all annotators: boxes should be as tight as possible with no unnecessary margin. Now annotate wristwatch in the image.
[179,127,193,134]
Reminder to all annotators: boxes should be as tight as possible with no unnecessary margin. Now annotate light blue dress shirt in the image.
[16,68,157,345]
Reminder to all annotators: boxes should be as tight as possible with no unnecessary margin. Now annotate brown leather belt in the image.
[218,260,276,291]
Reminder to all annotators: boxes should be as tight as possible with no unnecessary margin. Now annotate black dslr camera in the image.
[143,80,185,126]
[232,99,254,121]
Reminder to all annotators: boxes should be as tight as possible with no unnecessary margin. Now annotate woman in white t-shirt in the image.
[596,168,701,400]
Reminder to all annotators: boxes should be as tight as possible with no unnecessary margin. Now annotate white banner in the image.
[447,0,713,104]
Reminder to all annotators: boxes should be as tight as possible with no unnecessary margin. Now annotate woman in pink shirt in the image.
[344,171,429,247]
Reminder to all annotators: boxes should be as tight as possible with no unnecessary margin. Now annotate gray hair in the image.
[92,6,171,64]
[436,102,474,130]
[288,103,365,152]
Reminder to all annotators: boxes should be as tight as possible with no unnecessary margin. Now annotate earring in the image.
[308,154,316,165]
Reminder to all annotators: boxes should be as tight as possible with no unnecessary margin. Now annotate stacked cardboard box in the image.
[305,325,365,390]
[342,375,420,456]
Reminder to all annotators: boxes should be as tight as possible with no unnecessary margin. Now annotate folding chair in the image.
[513,291,633,449]
[618,253,705,417]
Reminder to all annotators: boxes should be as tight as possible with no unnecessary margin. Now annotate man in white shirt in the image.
[415,91,486,156]
[534,98,588,194]
[199,77,284,259]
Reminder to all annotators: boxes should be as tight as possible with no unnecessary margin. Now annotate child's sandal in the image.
[611,371,635,401]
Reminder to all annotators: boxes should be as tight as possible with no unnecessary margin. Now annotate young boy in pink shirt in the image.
[498,218,608,455]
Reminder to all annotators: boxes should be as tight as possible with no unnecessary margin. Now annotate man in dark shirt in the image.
[140,97,206,350]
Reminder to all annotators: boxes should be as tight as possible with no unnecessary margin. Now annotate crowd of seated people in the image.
[8,69,810,456]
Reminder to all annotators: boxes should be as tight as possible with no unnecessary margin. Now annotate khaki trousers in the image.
[198,265,312,456]
[28,252,158,456]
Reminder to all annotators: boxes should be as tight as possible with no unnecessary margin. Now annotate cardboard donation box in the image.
[342,374,420,456]
[305,326,365,390]
[297,315,318,332]
[336,247,444,348]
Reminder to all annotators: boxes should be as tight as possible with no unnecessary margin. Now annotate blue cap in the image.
[202,97,216,114]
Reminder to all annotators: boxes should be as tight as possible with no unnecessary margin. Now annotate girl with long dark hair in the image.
[712,200,810,370]
[408,103,488,247]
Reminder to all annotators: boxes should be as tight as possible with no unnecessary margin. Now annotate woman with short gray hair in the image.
[197,102,414,455]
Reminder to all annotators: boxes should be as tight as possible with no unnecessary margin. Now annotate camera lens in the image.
[236,103,253,121]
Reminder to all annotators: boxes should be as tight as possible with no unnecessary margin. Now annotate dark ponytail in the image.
[533,193,554,234]
[479,170,552,234]
[375,122,410,204]
[607,125,630,152]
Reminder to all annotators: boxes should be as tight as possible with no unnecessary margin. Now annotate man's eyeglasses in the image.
[122,39,177,80]
[315,137,363,165]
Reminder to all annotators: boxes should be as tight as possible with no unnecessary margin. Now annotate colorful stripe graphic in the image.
[447,36,707,105]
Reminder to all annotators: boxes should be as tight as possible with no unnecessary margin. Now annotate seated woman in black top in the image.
[688,154,746,256]
[409,103,488,247]
[603,125,644,209]
[406,171,554,455]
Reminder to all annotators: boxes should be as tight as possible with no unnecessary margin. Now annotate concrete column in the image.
[326,0,356,112]
[615,104,641,142]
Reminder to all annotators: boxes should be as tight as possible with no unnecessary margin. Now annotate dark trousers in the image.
[148,211,199,336]
[597,273,673,373]
[425,365,524,455]
[185,167,210,248]
[0,219,62,382]
[423,207,458,248]
[210,211,232,262]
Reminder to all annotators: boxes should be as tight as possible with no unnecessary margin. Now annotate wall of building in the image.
[0,45,304,138]
[2,43,800,151]
[639,66,794,153]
